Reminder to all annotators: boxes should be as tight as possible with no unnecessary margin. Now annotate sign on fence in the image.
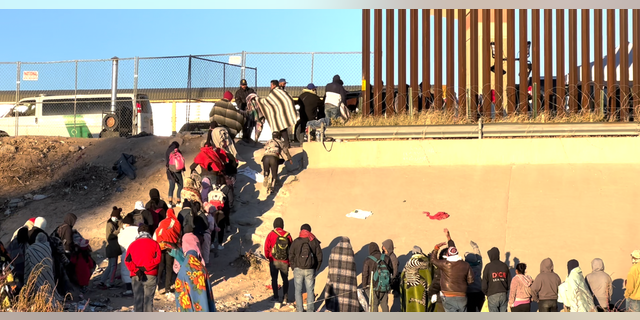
[23,71,38,81]
[228,56,242,65]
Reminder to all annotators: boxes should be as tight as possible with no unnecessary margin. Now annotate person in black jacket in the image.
[165,141,184,207]
[297,83,324,141]
[482,247,511,312]
[362,242,393,312]
[288,224,322,312]
[98,206,122,289]
[145,188,168,235]
[177,200,194,237]
[235,79,256,142]
[322,75,349,123]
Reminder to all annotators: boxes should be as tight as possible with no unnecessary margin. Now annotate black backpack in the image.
[132,211,145,227]
[298,239,315,269]
[271,230,290,261]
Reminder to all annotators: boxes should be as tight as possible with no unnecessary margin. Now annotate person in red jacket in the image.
[125,224,162,312]
[263,217,293,304]
[153,208,181,296]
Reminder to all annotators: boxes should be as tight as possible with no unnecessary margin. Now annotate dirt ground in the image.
[0,134,305,312]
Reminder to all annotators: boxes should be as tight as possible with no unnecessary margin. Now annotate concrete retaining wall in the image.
[303,137,640,168]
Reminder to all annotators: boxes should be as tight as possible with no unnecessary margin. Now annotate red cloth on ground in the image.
[423,211,450,220]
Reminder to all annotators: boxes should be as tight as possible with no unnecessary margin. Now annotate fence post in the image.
[74,60,78,137]
[15,62,20,137]
[111,56,119,113]
[241,50,246,80]
[187,55,192,124]
[223,64,226,93]
[408,87,414,118]
[172,101,177,136]
[533,82,538,119]
[311,52,315,83]
[466,88,471,121]
[133,56,139,135]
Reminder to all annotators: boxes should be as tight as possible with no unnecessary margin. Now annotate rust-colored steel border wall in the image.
[361,9,637,122]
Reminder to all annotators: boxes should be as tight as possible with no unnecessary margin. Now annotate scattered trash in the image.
[265,284,282,291]
[33,194,48,201]
[23,193,34,200]
[346,209,373,220]
[423,211,450,221]
[159,310,165,312]
[115,186,123,193]
[238,167,264,183]
[244,293,253,300]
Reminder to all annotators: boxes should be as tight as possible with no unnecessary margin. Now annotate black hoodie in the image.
[323,75,349,107]
[362,242,393,291]
[481,247,511,296]
[165,141,182,181]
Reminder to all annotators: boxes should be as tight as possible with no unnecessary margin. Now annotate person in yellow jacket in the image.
[625,250,640,312]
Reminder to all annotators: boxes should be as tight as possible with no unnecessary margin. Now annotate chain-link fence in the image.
[0,55,255,138]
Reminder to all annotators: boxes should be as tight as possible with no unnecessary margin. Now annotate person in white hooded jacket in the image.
[118,214,139,296]
[558,259,596,312]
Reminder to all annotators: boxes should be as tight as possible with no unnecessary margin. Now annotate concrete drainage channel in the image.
[324,122,640,140]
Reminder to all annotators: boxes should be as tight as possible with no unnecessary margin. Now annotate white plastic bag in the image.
[346,209,373,220]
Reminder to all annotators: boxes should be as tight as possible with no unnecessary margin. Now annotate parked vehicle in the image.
[0,94,153,138]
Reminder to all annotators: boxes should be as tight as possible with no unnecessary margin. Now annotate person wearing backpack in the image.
[130,201,154,228]
[264,218,293,304]
[288,224,323,312]
[145,188,168,235]
[166,141,185,207]
[362,242,394,312]
[262,131,293,194]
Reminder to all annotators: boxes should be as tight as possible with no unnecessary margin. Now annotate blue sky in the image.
[0,9,635,91]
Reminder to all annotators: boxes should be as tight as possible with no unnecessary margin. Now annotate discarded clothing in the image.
[113,153,137,180]
[237,167,264,183]
[424,212,450,220]
[346,209,373,220]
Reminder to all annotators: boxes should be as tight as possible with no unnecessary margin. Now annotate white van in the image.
[0,94,153,138]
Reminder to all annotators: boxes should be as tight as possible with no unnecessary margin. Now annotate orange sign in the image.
[23,71,38,81]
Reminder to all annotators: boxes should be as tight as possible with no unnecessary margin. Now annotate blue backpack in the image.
[368,253,391,293]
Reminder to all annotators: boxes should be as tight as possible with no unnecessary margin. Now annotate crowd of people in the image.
[263,225,640,313]
[2,77,640,313]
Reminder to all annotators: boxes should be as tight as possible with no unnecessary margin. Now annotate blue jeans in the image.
[325,103,340,121]
[305,117,330,130]
[443,296,467,312]
[100,257,118,285]
[487,292,508,312]
[293,268,315,312]
[627,298,640,312]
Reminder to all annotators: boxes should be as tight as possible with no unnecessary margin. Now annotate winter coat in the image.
[124,233,161,277]
[325,237,359,312]
[362,243,393,291]
[382,239,399,279]
[464,245,483,294]
[263,138,292,161]
[585,258,612,309]
[481,247,511,296]
[297,90,322,125]
[154,209,182,251]
[323,75,349,108]
[430,243,474,296]
[264,228,293,265]
[209,98,245,137]
[235,86,256,111]
[289,231,323,271]
[530,258,562,302]
[56,213,77,253]
[117,226,139,284]
[508,274,534,307]
[558,267,596,312]
[165,142,184,182]
[105,219,122,258]
[624,263,640,301]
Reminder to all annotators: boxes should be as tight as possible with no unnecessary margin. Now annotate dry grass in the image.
[332,108,638,127]
[1,260,69,312]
